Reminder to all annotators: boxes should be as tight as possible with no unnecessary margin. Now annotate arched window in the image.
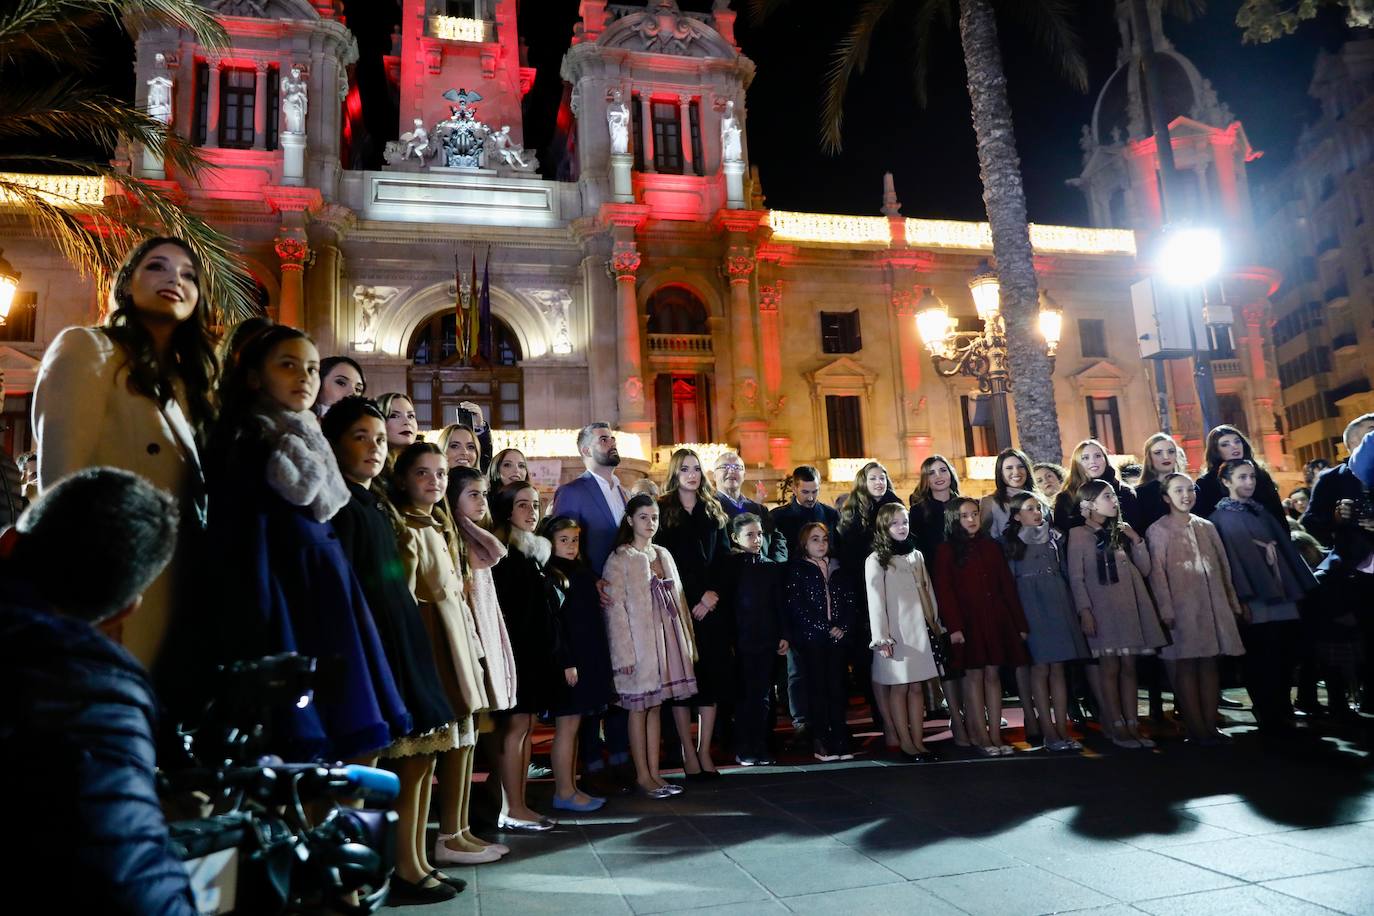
[406,311,523,430]
[646,285,708,334]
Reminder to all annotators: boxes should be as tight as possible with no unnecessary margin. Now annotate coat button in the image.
[146,443,161,455]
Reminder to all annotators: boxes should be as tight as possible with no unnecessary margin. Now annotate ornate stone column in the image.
[725,245,767,465]
[275,235,310,329]
[610,239,651,436]
[677,94,694,175]
[205,58,222,149]
[757,281,791,470]
[639,95,655,172]
[253,61,269,150]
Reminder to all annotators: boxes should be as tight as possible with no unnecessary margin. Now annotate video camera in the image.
[161,654,399,915]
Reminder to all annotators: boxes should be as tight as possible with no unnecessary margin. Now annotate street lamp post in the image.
[915,261,1062,454]
[1158,226,1224,436]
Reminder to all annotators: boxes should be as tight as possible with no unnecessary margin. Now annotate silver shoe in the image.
[497,814,556,832]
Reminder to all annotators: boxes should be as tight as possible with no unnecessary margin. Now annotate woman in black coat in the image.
[1052,439,1140,534]
[1193,425,1286,524]
[655,448,733,777]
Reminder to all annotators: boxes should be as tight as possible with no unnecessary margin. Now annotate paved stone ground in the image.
[404,701,1374,915]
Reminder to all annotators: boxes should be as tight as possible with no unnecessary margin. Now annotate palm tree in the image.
[753,0,1087,464]
[0,0,259,323]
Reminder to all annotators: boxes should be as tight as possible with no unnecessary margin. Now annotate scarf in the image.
[257,407,351,522]
[1215,497,1257,515]
[1092,525,1120,585]
[1018,520,1052,546]
[889,536,918,557]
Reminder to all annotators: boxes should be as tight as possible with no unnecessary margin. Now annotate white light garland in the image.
[827,458,872,483]
[431,15,489,42]
[765,209,1134,256]
[0,173,105,207]
[767,211,890,246]
[655,442,737,471]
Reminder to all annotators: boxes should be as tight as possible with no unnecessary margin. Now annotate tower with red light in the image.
[1072,0,1286,471]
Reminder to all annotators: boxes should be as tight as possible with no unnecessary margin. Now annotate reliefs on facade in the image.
[736,377,759,412]
[352,285,400,352]
[725,248,755,282]
[610,242,642,281]
[632,1,698,54]
[758,284,780,311]
[519,288,575,356]
[623,375,645,406]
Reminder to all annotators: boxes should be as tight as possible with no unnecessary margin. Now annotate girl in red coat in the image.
[934,498,1031,756]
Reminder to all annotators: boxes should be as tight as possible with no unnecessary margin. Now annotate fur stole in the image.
[507,528,551,566]
[256,407,351,522]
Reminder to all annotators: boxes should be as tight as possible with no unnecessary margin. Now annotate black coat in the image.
[1301,463,1374,572]
[0,593,197,916]
[546,556,616,716]
[1052,466,1139,535]
[490,540,560,713]
[770,499,841,558]
[723,551,785,653]
[835,491,903,634]
[653,498,731,607]
[720,495,789,562]
[910,495,954,566]
[781,558,857,645]
[332,482,454,737]
[1194,465,1285,525]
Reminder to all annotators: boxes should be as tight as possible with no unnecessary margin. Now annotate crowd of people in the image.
[5,236,1374,912]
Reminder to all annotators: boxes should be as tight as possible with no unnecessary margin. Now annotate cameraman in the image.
[0,468,196,915]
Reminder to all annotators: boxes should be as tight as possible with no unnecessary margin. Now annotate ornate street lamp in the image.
[0,248,19,326]
[915,260,1061,453]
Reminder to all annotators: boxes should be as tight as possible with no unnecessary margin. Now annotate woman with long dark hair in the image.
[33,236,218,672]
[312,356,366,417]
[979,447,1040,539]
[654,447,732,778]
[1193,425,1285,523]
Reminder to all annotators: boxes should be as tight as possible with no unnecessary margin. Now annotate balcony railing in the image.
[1333,332,1359,352]
[1316,236,1341,257]
[1211,358,1243,377]
[1324,282,1350,305]
[428,15,493,42]
[647,333,713,355]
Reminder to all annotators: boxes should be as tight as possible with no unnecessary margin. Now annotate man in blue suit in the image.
[550,422,632,787]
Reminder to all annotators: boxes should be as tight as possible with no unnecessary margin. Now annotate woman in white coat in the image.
[32,237,218,671]
[866,502,944,762]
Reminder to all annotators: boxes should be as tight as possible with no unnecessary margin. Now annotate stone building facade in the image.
[1254,35,1374,468]
[1,0,1199,495]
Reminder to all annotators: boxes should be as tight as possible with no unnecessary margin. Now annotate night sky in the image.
[17,0,1357,227]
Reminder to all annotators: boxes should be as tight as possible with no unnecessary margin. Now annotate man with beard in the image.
[550,422,633,790]
[712,450,787,562]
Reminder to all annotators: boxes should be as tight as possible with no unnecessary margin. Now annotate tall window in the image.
[1217,393,1249,436]
[654,373,712,446]
[688,99,703,176]
[193,61,209,145]
[1086,396,1123,454]
[961,394,996,457]
[820,311,861,353]
[825,394,864,458]
[651,99,682,174]
[1078,318,1107,358]
[1207,324,1235,359]
[445,0,478,16]
[220,66,257,149]
[407,312,523,431]
[631,93,645,171]
[0,291,36,342]
[265,65,280,151]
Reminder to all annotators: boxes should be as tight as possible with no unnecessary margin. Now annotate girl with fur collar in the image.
[603,493,698,797]
[206,323,408,763]
[391,443,503,892]
[488,482,561,829]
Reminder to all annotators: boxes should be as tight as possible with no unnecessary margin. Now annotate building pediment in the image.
[598,1,736,59]
[0,345,40,395]
[1070,359,1130,394]
[805,356,878,389]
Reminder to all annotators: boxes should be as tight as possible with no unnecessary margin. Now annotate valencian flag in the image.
[478,247,493,363]
[453,253,468,363]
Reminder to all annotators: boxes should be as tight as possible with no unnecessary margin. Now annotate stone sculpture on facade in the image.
[720,99,742,162]
[282,66,308,135]
[606,89,630,155]
[436,88,489,168]
[352,285,399,352]
[146,54,173,124]
[490,125,538,171]
[400,119,431,160]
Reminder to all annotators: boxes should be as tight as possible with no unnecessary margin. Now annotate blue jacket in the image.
[1301,462,1374,574]
[1351,429,1374,489]
[550,471,623,576]
[0,593,197,915]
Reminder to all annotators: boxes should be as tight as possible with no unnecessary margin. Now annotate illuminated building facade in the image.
[1,0,1201,491]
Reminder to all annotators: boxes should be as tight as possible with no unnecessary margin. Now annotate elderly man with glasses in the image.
[711,450,787,562]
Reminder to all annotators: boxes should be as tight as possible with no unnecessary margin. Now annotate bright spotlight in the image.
[1158,227,1223,287]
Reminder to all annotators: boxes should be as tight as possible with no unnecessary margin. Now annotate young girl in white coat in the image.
[602,493,698,798]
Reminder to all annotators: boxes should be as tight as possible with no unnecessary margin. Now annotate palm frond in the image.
[0,158,262,324]
[745,0,794,23]
[1000,0,1088,93]
[1161,0,1206,22]
[911,0,954,108]
[0,84,213,179]
[0,0,228,65]
[819,0,897,154]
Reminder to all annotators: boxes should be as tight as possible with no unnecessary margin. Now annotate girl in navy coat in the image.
[206,322,409,761]
[782,522,856,761]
